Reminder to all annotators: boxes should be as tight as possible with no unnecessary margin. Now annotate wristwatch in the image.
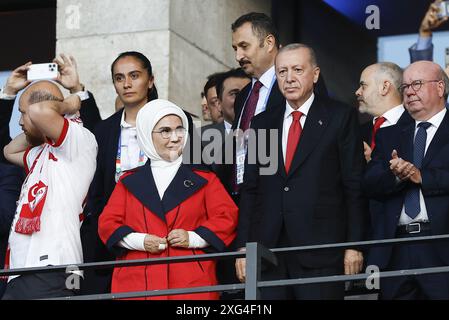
[72,83,89,101]
[0,86,17,100]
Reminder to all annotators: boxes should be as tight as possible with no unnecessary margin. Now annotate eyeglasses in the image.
[152,127,187,139]
[399,79,442,94]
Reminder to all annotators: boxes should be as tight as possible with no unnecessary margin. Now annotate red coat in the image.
[98,163,238,300]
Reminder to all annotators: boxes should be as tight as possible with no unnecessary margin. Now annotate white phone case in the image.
[27,63,58,81]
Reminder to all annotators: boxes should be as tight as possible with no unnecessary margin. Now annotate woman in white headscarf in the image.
[99,99,238,300]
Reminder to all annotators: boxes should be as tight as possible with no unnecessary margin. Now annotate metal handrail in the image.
[1,234,449,300]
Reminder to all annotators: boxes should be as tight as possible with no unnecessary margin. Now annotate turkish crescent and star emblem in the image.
[28,181,48,212]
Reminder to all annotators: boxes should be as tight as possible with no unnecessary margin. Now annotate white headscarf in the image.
[136,99,189,199]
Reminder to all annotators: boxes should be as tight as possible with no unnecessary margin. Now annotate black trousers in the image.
[259,223,345,300]
[2,272,77,300]
[381,230,449,300]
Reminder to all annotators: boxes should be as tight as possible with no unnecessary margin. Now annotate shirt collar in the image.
[284,93,315,120]
[224,120,232,134]
[253,65,275,89]
[416,107,447,130]
[375,104,404,125]
[120,110,134,129]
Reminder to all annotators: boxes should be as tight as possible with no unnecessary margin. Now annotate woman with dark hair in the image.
[80,51,163,294]
[110,51,159,102]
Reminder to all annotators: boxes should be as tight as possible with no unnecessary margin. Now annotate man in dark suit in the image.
[356,63,413,272]
[235,44,367,300]
[201,69,250,299]
[230,13,284,199]
[231,12,283,128]
[0,163,23,298]
[356,62,413,163]
[0,68,24,298]
[364,61,449,299]
[201,68,250,195]
[203,72,226,125]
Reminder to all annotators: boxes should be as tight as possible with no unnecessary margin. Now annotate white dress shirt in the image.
[374,104,405,128]
[253,65,276,116]
[399,108,447,225]
[236,65,276,129]
[119,111,147,172]
[282,94,315,162]
[224,120,232,135]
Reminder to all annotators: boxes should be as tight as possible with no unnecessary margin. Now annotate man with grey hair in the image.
[364,60,449,299]
[356,62,413,163]
[236,43,367,299]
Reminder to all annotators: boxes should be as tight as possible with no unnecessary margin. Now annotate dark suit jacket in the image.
[0,163,23,262]
[236,95,367,268]
[0,99,14,163]
[231,80,284,130]
[360,110,413,145]
[363,111,449,268]
[0,163,23,298]
[200,122,234,195]
[80,92,102,133]
[360,109,413,248]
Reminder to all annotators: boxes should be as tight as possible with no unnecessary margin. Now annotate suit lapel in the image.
[232,83,251,130]
[287,97,330,176]
[106,110,124,183]
[397,110,413,126]
[399,122,415,163]
[122,162,165,221]
[265,81,284,112]
[422,112,449,167]
[274,110,287,179]
[162,164,208,213]
[122,162,209,222]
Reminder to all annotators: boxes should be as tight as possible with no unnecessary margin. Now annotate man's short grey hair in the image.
[28,90,63,105]
[277,43,318,67]
[375,62,403,94]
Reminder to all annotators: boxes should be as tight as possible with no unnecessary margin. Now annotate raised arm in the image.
[27,94,81,143]
[3,133,29,168]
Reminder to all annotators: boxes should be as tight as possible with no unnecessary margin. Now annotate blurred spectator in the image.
[216,68,251,132]
[201,92,211,122]
[0,163,22,298]
[0,72,24,297]
[203,72,225,124]
[409,0,449,62]
[99,99,238,300]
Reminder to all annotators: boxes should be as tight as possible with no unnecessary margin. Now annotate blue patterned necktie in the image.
[404,122,432,219]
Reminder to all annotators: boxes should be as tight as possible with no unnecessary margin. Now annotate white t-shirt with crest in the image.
[8,117,97,281]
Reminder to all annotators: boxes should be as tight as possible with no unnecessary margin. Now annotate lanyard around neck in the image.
[115,131,146,182]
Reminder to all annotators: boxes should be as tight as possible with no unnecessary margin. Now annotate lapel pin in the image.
[318,120,323,126]
[184,180,194,188]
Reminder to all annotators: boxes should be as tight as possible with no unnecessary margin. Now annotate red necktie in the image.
[285,111,303,174]
[239,81,263,132]
[370,116,386,150]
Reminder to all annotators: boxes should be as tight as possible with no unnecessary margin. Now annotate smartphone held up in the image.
[27,63,58,81]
